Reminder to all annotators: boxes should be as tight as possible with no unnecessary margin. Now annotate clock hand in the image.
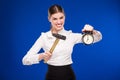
[87,35,89,42]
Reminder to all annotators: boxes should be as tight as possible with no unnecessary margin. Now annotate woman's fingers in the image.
[43,52,52,61]
[82,24,94,32]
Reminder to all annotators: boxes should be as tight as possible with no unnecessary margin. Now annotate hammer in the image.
[44,33,66,63]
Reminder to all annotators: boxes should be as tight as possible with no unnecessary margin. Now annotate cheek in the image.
[62,18,65,23]
[51,21,56,25]
[49,19,54,24]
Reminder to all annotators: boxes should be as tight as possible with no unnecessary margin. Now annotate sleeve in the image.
[22,33,45,65]
[70,30,102,45]
[70,31,83,44]
[93,30,102,43]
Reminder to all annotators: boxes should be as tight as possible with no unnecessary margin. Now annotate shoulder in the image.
[63,29,82,39]
[63,29,72,35]
[65,30,82,36]
[39,31,54,39]
[39,31,50,36]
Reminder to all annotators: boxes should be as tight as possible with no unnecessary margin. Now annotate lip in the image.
[56,24,62,28]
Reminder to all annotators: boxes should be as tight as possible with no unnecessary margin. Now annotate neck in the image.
[51,29,58,34]
[51,28,64,34]
[51,28,58,34]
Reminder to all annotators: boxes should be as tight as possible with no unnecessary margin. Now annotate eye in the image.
[53,18,57,20]
[60,16,64,19]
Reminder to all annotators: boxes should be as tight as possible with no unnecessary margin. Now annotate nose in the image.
[57,19,61,24]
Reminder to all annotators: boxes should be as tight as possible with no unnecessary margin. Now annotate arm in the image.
[93,30,102,43]
[22,33,45,65]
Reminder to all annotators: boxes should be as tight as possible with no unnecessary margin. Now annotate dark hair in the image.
[48,4,65,17]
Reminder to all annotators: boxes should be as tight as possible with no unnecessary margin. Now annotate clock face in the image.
[82,34,94,45]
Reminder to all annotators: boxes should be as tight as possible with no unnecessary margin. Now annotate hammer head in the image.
[52,33,66,40]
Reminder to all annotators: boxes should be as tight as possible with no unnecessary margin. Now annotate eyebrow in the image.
[52,16,64,19]
[60,16,64,19]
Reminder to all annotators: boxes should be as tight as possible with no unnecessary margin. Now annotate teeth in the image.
[57,24,62,27]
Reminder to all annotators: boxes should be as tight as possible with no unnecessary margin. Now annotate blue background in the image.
[0,0,120,80]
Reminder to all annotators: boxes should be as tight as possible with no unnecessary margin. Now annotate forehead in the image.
[51,12,64,18]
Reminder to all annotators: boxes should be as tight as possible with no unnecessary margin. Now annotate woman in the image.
[22,4,102,80]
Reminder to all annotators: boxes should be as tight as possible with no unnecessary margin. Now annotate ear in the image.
[48,16,51,22]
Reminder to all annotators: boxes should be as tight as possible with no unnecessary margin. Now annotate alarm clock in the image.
[82,31,94,45]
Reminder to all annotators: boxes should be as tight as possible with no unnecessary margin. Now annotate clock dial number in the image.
[82,34,94,45]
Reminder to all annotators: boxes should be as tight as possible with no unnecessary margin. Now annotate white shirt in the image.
[22,29,102,66]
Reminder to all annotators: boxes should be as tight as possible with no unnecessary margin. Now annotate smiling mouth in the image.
[56,24,62,27]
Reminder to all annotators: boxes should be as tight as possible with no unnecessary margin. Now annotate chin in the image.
[57,27,63,31]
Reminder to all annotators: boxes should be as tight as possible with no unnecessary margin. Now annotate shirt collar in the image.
[58,28,65,34]
[46,28,66,38]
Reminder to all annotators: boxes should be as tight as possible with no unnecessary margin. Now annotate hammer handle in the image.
[44,38,60,63]
[49,38,60,53]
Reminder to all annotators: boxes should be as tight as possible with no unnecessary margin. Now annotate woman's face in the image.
[49,12,65,33]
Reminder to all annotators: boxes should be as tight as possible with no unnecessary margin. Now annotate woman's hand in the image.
[43,52,52,62]
[38,52,52,63]
[82,24,94,32]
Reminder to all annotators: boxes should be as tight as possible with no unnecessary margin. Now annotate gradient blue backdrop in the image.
[0,0,120,80]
